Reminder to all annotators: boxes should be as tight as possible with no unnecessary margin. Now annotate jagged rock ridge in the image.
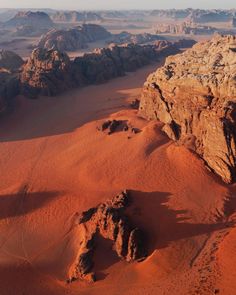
[139,35,236,183]
[68,191,146,282]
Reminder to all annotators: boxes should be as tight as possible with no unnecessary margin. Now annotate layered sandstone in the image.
[139,35,236,183]
[68,191,146,282]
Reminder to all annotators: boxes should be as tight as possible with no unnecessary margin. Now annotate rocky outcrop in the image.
[37,28,89,51]
[4,11,54,36]
[72,43,165,85]
[20,42,181,97]
[51,11,103,23]
[156,22,218,35]
[189,10,233,23]
[37,24,111,51]
[108,31,165,45]
[150,9,234,23]
[20,48,73,97]
[0,50,24,71]
[68,191,146,282]
[139,35,236,183]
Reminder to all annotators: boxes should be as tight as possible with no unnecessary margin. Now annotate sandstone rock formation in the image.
[0,50,24,71]
[37,28,89,51]
[150,9,234,23]
[20,40,190,98]
[139,35,236,183]
[51,11,103,23]
[68,191,146,282]
[20,48,73,97]
[72,43,166,85]
[108,31,165,45]
[4,11,54,36]
[37,24,111,51]
[189,10,233,23]
[5,11,53,28]
[156,22,218,35]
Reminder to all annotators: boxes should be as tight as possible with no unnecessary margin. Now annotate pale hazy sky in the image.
[0,0,235,10]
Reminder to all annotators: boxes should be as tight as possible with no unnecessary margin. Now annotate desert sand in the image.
[0,61,235,295]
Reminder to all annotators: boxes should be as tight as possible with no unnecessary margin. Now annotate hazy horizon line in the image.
[0,7,236,11]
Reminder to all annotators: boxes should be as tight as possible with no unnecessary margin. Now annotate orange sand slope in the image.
[0,63,235,295]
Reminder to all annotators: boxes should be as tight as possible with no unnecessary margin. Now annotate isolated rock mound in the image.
[20,48,72,97]
[37,24,111,51]
[0,50,24,71]
[139,35,236,183]
[69,191,146,282]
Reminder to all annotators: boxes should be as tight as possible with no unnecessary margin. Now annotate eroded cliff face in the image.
[139,35,236,183]
[68,191,146,282]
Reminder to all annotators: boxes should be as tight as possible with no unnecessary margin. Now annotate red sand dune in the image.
[0,62,235,295]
